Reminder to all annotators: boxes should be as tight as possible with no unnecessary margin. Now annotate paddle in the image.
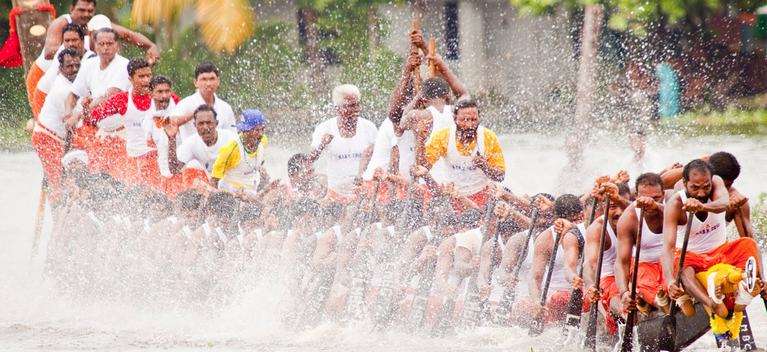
[657,211,694,352]
[620,209,644,352]
[462,200,499,327]
[584,197,611,351]
[30,177,47,259]
[494,207,540,324]
[529,219,563,336]
[563,197,599,337]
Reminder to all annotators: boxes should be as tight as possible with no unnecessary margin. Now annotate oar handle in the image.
[592,197,612,292]
[628,209,644,299]
[510,208,540,281]
[674,212,695,286]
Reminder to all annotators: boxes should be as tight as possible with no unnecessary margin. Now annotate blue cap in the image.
[236,109,267,131]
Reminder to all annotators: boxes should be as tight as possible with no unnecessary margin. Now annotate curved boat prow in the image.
[636,303,710,352]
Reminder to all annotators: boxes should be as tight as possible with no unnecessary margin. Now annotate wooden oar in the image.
[529,220,563,336]
[410,15,422,92]
[657,211,694,352]
[620,209,644,352]
[427,37,436,77]
[584,197,612,351]
[562,197,599,336]
[30,177,47,258]
[493,207,540,324]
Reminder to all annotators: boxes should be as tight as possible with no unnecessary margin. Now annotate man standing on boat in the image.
[417,99,505,210]
[308,84,377,203]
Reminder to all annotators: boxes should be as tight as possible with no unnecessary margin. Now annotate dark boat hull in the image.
[636,303,710,352]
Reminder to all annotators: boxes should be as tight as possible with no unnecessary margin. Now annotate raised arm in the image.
[429,54,468,100]
[387,50,419,122]
[661,195,681,289]
[113,24,160,63]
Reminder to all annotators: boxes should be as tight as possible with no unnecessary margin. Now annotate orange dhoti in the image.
[25,62,45,112]
[634,262,665,305]
[599,276,620,334]
[88,134,130,183]
[31,89,47,118]
[130,151,161,191]
[31,130,65,201]
[451,186,491,212]
[674,238,759,274]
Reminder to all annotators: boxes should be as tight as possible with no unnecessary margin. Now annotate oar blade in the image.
[637,303,710,352]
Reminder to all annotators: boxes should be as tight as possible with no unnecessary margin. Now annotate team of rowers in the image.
[25,0,767,349]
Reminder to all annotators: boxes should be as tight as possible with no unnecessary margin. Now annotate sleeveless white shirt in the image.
[445,125,490,196]
[124,90,154,157]
[143,98,178,177]
[600,216,618,278]
[634,205,664,263]
[676,191,727,254]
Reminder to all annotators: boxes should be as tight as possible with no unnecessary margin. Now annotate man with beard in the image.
[85,58,158,186]
[141,75,202,198]
[662,160,762,319]
[419,99,505,210]
[615,173,670,317]
[515,194,585,326]
[31,48,82,203]
[32,24,89,118]
[582,182,630,336]
[309,84,377,203]
[177,105,238,182]
[211,109,269,195]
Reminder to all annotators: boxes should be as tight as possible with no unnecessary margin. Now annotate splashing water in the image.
[1,131,766,351]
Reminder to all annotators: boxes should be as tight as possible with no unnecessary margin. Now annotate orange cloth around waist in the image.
[673,237,759,274]
[25,63,44,112]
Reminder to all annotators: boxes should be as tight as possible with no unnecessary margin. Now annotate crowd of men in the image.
[26,0,767,349]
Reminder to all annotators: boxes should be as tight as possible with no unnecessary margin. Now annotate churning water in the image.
[1,132,765,351]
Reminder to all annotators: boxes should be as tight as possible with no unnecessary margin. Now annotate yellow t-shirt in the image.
[424,127,505,171]
[211,135,268,179]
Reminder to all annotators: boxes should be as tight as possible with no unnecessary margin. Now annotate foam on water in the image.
[1,132,765,351]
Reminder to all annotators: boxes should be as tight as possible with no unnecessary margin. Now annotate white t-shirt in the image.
[362,118,416,181]
[311,117,377,196]
[70,54,130,100]
[177,128,237,173]
[171,91,236,140]
[36,74,73,138]
[37,50,95,94]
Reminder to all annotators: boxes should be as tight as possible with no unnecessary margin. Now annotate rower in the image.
[363,48,422,184]
[176,105,238,180]
[211,109,269,196]
[494,194,555,304]
[170,62,237,140]
[32,23,90,118]
[308,84,377,203]
[582,181,630,336]
[419,99,506,210]
[142,75,202,198]
[615,173,670,316]
[63,27,131,174]
[516,194,585,326]
[662,160,761,319]
[85,58,159,187]
[31,48,82,203]
[26,0,159,110]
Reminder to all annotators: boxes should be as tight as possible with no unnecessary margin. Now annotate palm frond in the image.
[131,0,191,25]
[195,0,255,53]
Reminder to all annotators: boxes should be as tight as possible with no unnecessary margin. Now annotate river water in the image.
[1,132,765,351]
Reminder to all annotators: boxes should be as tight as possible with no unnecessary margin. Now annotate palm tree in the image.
[130,0,255,53]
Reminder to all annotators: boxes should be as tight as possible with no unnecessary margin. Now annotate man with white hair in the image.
[308,84,377,202]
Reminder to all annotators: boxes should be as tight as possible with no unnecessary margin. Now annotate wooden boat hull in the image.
[636,303,710,352]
